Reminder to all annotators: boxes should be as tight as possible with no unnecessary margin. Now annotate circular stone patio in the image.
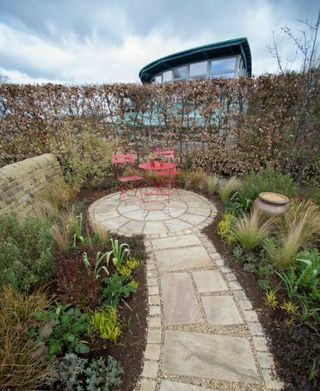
[88,188,217,237]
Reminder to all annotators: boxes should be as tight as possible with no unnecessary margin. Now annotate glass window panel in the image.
[155,75,162,84]
[190,61,207,78]
[210,72,234,79]
[163,71,172,82]
[172,66,188,80]
[210,57,236,74]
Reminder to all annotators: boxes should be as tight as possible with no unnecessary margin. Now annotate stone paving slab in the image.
[160,380,212,391]
[163,331,259,384]
[155,246,213,273]
[202,295,244,325]
[162,272,203,325]
[152,234,201,250]
[192,270,228,292]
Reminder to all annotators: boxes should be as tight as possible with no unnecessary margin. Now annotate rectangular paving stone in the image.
[160,380,212,391]
[243,310,259,322]
[202,295,243,325]
[148,295,160,305]
[252,336,269,352]
[149,306,161,316]
[147,329,161,344]
[145,343,161,360]
[163,331,259,384]
[148,286,159,295]
[152,234,201,250]
[155,246,213,273]
[140,379,157,391]
[148,317,161,328]
[142,360,159,378]
[162,273,203,325]
[192,270,228,293]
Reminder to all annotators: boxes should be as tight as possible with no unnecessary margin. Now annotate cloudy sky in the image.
[0,0,319,84]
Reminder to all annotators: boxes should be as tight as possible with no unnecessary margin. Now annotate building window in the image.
[189,61,207,80]
[210,57,236,78]
[155,75,162,84]
[172,66,188,81]
[163,71,172,83]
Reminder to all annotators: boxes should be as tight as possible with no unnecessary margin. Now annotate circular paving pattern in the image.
[88,187,217,237]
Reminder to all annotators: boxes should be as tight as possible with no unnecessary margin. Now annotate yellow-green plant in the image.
[281,300,299,314]
[233,211,273,251]
[217,213,237,245]
[0,286,52,390]
[88,307,121,343]
[218,176,242,205]
[206,174,219,195]
[117,259,140,279]
[264,290,278,310]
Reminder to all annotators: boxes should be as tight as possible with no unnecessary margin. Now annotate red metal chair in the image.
[112,153,143,203]
[154,149,179,191]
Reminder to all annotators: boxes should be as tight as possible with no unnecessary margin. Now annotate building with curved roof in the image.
[139,37,251,84]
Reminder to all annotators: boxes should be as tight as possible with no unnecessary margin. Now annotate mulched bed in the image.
[47,184,148,390]
[202,195,319,391]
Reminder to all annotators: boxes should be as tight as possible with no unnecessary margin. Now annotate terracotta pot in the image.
[252,192,290,219]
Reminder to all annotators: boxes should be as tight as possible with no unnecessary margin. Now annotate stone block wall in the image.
[0,154,64,216]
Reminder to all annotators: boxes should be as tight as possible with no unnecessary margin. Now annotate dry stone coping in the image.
[88,190,282,391]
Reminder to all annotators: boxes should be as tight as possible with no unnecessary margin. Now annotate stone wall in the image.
[0,154,63,216]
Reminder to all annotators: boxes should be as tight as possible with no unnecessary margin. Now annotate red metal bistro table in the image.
[138,161,177,199]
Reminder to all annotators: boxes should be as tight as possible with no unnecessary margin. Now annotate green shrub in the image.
[53,124,113,192]
[218,176,242,205]
[309,185,320,206]
[102,273,138,307]
[88,307,121,343]
[217,213,237,245]
[239,166,297,208]
[0,214,54,292]
[53,353,123,391]
[276,252,320,302]
[34,305,90,357]
[233,211,273,251]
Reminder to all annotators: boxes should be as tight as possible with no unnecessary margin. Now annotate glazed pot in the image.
[252,192,290,219]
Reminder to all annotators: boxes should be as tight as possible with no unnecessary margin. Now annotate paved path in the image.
[89,189,283,391]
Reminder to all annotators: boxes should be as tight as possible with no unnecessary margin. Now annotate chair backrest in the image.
[112,153,136,166]
[155,149,175,161]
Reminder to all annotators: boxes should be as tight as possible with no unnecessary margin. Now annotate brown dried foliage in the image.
[0,74,319,181]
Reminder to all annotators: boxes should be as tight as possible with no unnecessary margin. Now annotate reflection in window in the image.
[163,71,172,83]
[155,75,162,84]
[190,61,207,80]
[210,57,236,77]
[210,72,235,79]
[172,66,188,80]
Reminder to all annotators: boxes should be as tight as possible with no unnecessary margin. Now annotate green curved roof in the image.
[139,37,252,83]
